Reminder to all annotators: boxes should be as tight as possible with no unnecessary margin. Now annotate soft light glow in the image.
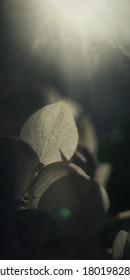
[60,208,71,219]
[7,0,130,99]
[53,0,90,25]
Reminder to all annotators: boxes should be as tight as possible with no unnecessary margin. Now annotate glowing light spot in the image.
[53,0,89,25]
[60,208,71,219]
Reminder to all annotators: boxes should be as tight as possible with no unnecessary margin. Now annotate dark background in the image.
[0,0,130,214]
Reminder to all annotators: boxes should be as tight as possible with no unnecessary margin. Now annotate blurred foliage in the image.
[98,117,130,214]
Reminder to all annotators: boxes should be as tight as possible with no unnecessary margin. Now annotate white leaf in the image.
[118,211,130,219]
[20,101,78,165]
[79,116,98,155]
[99,185,110,211]
[95,163,112,188]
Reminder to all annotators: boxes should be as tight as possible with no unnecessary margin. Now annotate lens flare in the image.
[60,208,71,219]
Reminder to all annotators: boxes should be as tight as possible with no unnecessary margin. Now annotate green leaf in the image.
[20,101,78,165]
[112,230,128,259]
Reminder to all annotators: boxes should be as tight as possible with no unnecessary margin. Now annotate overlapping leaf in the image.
[28,162,71,209]
[20,101,78,165]
[0,137,40,206]
[38,175,106,235]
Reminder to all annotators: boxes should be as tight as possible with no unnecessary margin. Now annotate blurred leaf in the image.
[118,211,130,219]
[95,163,112,188]
[123,231,130,259]
[79,116,98,155]
[99,185,110,211]
[64,98,82,121]
[44,87,82,120]
[112,230,128,259]
[16,209,58,256]
[20,101,78,165]
[71,144,98,177]
[0,137,40,206]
